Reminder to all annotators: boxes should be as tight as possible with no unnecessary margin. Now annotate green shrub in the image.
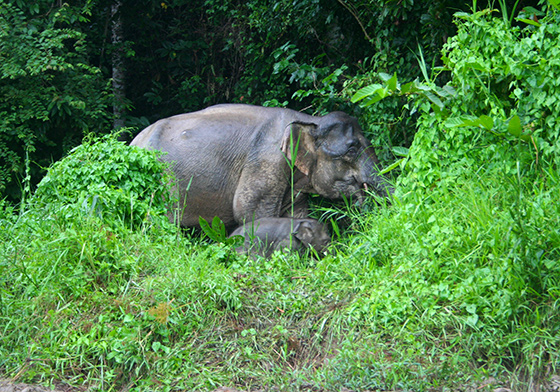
[345,4,560,387]
[404,8,560,191]
[33,133,176,230]
[332,171,560,389]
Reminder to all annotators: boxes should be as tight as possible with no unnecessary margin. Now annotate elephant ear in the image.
[281,122,317,176]
[293,220,314,246]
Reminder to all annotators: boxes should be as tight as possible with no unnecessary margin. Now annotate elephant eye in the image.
[346,146,358,157]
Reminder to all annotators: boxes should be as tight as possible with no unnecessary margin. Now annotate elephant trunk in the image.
[359,146,394,198]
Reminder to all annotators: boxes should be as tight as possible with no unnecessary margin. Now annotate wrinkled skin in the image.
[130,104,391,229]
[229,217,331,258]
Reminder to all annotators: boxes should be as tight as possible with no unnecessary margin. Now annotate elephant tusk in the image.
[363,183,369,192]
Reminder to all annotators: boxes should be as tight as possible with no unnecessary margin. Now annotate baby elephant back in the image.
[230,217,330,258]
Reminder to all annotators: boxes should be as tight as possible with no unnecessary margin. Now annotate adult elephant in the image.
[131,104,391,229]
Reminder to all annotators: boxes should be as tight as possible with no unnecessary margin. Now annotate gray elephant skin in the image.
[229,217,331,258]
[130,104,391,229]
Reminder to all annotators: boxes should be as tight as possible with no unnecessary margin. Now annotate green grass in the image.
[4,5,560,390]
[1,162,559,392]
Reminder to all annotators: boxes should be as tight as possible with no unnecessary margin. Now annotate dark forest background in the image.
[0,0,539,202]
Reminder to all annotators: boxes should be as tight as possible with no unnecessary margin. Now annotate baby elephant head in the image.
[293,219,331,256]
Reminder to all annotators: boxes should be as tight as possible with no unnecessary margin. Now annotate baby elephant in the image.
[229,218,331,258]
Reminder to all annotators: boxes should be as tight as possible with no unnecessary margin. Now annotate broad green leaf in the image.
[351,84,382,102]
[392,146,409,157]
[507,115,522,137]
[424,91,444,109]
[199,216,212,235]
[211,215,226,241]
[466,313,479,328]
[445,115,493,130]
[199,216,221,243]
[414,83,431,92]
[478,115,494,131]
[378,87,390,99]
[442,85,457,97]
[400,81,416,94]
[454,12,471,20]
[444,116,478,128]
[466,60,489,72]
[361,92,385,107]
[387,72,398,92]
[549,0,559,10]
[507,115,530,142]
[379,72,393,81]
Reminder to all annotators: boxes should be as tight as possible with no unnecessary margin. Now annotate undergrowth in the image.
[1,136,559,392]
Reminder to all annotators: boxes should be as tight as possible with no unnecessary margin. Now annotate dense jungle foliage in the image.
[1,0,560,391]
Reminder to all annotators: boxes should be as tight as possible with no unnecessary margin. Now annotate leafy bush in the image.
[403,7,560,191]
[344,168,560,386]
[33,133,176,230]
[343,3,560,387]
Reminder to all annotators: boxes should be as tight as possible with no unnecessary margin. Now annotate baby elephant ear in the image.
[281,122,318,176]
[293,220,315,246]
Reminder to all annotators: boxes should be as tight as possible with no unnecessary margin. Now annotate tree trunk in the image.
[111,0,126,130]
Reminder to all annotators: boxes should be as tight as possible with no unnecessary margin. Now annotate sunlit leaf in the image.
[379,72,393,81]
[445,115,493,130]
[387,72,398,91]
[361,92,385,107]
[516,17,541,27]
[444,116,478,128]
[425,91,444,109]
[478,115,494,131]
[466,60,489,72]
[442,85,457,97]
[351,84,382,103]
[392,146,409,157]
[400,81,416,94]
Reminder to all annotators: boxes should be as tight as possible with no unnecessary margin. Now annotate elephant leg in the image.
[232,180,285,224]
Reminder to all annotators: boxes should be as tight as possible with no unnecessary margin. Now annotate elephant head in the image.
[281,111,392,204]
[292,218,331,255]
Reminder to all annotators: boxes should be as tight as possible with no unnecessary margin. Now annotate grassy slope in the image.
[2,8,560,390]
[1,165,558,392]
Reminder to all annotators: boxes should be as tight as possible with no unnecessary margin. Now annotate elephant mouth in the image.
[320,176,377,204]
[351,180,386,205]
[355,184,368,205]
[330,178,367,204]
